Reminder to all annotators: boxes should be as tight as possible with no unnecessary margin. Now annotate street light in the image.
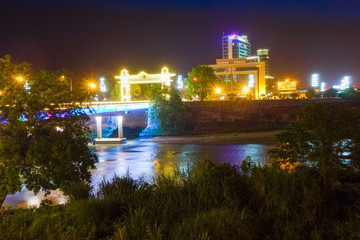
[88,83,96,94]
[61,75,73,91]
[215,88,221,94]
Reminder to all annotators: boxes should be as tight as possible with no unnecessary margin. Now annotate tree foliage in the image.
[269,103,360,185]
[152,87,185,135]
[341,87,360,100]
[185,65,216,101]
[305,87,315,99]
[0,55,97,208]
[324,87,338,98]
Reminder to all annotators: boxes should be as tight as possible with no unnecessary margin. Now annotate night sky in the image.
[1,0,359,88]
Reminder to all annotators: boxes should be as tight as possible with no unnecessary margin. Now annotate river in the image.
[3,139,271,208]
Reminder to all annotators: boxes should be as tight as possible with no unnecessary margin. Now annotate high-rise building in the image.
[222,34,251,59]
[257,49,270,76]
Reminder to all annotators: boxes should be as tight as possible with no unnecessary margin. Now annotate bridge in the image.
[81,101,150,115]
[80,101,151,144]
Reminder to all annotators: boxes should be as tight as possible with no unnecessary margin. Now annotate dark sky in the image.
[1,0,360,88]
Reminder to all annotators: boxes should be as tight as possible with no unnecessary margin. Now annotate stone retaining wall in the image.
[184,99,360,133]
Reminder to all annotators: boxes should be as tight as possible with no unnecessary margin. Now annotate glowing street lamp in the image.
[243,87,249,93]
[61,75,73,91]
[89,83,96,89]
[215,88,221,94]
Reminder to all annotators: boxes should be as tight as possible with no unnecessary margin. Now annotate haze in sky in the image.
[1,0,359,88]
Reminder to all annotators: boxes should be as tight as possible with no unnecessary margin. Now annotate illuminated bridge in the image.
[80,101,150,115]
[80,101,151,142]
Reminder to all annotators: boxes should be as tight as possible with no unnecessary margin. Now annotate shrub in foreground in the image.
[1,159,360,239]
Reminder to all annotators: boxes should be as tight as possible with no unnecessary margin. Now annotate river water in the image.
[3,139,271,208]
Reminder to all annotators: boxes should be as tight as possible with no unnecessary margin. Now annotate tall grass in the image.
[1,159,360,239]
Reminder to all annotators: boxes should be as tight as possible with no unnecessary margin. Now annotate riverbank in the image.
[140,130,281,145]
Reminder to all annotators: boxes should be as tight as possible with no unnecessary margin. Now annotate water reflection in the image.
[4,140,270,208]
[91,141,270,183]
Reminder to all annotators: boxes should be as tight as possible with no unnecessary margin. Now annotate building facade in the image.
[222,34,251,59]
[257,49,270,76]
[208,58,266,99]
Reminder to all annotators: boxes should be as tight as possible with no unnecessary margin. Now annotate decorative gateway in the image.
[115,67,176,102]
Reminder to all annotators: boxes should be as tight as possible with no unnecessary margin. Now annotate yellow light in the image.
[243,87,249,93]
[292,82,296,85]
[278,82,282,85]
[285,79,289,82]
[215,88,221,94]
[89,83,96,89]
[17,77,23,82]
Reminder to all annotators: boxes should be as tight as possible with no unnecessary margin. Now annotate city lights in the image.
[341,76,351,90]
[215,88,221,94]
[311,74,319,88]
[333,76,351,90]
[176,75,184,89]
[99,77,107,92]
[24,80,30,91]
[277,79,297,90]
[243,87,249,93]
[320,82,326,92]
[248,74,255,88]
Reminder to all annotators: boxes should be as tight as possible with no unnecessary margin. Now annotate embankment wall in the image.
[184,99,360,133]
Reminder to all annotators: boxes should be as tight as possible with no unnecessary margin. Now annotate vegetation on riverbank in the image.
[1,157,360,240]
[1,103,360,239]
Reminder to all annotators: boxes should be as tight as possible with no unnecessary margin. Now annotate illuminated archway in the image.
[115,67,175,102]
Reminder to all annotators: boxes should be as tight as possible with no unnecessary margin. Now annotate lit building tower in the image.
[222,34,251,59]
[257,49,270,75]
[311,74,320,89]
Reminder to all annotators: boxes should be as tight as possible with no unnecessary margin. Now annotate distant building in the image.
[257,49,270,76]
[222,34,251,59]
[277,79,297,91]
[207,57,266,99]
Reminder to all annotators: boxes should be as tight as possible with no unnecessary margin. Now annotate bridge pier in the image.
[95,116,102,139]
[94,115,126,144]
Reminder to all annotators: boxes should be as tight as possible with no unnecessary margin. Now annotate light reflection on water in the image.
[4,140,271,208]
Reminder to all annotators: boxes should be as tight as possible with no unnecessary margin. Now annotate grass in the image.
[1,159,360,239]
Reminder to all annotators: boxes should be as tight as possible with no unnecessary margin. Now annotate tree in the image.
[305,87,315,99]
[185,65,216,101]
[0,55,97,208]
[324,88,338,98]
[342,87,359,100]
[152,87,185,135]
[269,103,360,186]
[290,92,299,99]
